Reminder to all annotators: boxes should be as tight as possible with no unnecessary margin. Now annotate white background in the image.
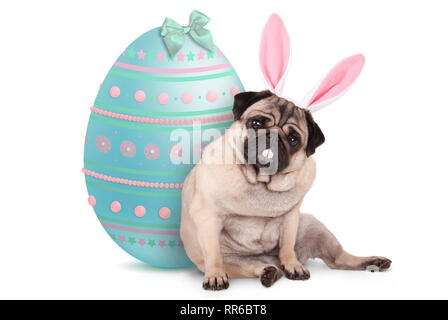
[1,0,448,299]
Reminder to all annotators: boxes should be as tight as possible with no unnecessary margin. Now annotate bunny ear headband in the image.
[260,13,365,113]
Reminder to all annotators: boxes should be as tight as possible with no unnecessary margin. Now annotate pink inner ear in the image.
[259,13,290,91]
[308,54,365,107]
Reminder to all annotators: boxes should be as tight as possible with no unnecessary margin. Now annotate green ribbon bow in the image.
[161,10,215,57]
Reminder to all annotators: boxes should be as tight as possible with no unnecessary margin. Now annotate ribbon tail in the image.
[190,28,215,52]
[163,34,185,56]
[189,10,211,27]
[161,17,185,56]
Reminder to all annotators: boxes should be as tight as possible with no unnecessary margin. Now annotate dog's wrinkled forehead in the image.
[233,90,306,129]
[249,95,305,127]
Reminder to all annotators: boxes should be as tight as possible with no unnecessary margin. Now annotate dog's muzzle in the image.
[244,130,288,175]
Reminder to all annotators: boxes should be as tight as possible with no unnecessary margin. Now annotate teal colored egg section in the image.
[84,27,244,268]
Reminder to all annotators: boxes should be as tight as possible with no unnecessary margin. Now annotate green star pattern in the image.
[187,51,195,61]
[147,51,155,60]
[127,48,136,58]
[207,51,215,59]
[147,239,156,247]
[168,240,176,248]
[128,237,136,245]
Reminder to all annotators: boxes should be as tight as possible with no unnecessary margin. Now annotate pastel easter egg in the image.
[83,27,244,268]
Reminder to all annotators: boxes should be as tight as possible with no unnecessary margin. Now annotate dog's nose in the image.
[257,148,275,167]
[261,148,274,159]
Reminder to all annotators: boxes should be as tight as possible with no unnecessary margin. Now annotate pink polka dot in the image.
[134,205,146,217]
[110,201,121,213]
[158,93,169,105]
[159,207,171,219]
[88,195,96,207]
[110,86,120,98]
[134,90,146,102]
[230,86,240,97]
[206,90,218,102]
[182,92,193,104]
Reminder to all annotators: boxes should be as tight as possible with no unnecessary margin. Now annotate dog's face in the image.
[232,90,325,176]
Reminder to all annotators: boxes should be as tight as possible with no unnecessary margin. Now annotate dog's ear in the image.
[233,90,273,120]
[304,110,325,157]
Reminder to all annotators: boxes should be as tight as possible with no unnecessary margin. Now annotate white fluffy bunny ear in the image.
[300,54,365,113]
[259,13,290,95]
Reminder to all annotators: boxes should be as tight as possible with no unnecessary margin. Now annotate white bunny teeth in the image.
[262,148,274,159]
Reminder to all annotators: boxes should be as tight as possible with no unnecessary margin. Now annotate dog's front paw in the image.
[281,262,310,280]
[260,265,283,288]
[203,270,229,291]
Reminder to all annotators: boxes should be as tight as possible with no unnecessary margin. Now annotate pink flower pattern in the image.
[95,136,111,153]
[169,144,183,162]
[193,142,207,161]
[144,143,160,160]
[120,141,136,158]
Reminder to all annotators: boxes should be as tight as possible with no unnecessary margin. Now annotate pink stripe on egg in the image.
[82,168,183,189]
[90,106,234,125]
[114,61,233,74]
[101,223,180,235]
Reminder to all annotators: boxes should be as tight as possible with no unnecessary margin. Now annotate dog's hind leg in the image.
[222,255,283,287]
[296,213,392,272]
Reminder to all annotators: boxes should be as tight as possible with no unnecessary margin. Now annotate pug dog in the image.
[180,91,391,290]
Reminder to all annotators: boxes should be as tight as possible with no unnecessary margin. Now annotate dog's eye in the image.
[250,119,263,129]
[288,134,300,146]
